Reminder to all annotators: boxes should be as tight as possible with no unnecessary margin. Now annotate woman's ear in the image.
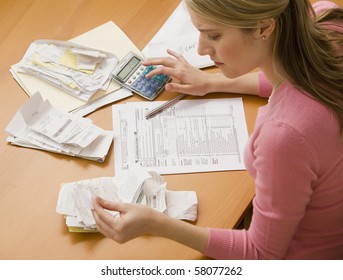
[253,18,276,40]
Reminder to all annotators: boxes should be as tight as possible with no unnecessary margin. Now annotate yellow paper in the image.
[59,49,78,69]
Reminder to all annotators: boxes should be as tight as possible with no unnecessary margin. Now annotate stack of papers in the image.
[56,170,198,232]
[12,40,118,102]
[5,92,113,162]
[10,21,142,115]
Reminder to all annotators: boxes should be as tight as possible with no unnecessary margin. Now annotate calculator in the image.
[111,52,170,100]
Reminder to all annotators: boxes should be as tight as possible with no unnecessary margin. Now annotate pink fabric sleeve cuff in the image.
[204,228,235,259]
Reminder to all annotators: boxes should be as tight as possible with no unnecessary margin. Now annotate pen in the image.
[145,93,186,119]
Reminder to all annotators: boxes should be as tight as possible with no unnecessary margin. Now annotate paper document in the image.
[71,87,131,117]
[165,190,198,221]
[10,21,139,114]
[5,92,113,162]
[56,171,197,232]
[13,40,118,101]
[142,2,214,69]
[112,98,249,175]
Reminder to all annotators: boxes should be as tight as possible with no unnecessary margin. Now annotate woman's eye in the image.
[208,35,220,41]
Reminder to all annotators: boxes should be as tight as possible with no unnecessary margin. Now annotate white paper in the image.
[114,169,151,203]
[56,171,198,232]
[71,87,132,117]
[72,182,120,227]
[142,171,167,213]
[10,21,141,115]
[56,173,150,229]
[112,98,249,175]
[6,92,113,162]
[166,190,198,221]
[15,40,118,101]
[142,2,214,69]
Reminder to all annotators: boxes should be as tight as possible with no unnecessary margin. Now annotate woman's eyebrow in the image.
[198,28,221,32]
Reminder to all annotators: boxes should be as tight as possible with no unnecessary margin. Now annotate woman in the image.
[93,0,343,259]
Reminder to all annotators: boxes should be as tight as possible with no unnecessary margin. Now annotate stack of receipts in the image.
[12,40,118,101]
[56,170,198,232]
[5,92,113,162]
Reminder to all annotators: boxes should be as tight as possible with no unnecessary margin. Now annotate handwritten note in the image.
[142,2,214,69]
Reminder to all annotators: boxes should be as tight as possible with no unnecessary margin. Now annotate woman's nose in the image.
[197,35,213,57]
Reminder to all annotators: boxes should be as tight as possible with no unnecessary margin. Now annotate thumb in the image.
[165,82,190,94]
[94,196,124,212]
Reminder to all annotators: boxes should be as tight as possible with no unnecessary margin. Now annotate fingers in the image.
[92,209,116,238]
[95,196,120,210]
[143,49,187,68]
[165,82,190,94]
[93,197,120,228]
[143,56,178,68]
[165,82,203,96]
[92,197,123,241]
[144,66,180,79]
[166,49,188,63]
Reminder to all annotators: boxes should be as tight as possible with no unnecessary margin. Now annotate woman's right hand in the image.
[143,49,214,96]
[92,196,157,244]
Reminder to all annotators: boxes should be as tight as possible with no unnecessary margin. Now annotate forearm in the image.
[149,210,209,253]
[206,71,260,96]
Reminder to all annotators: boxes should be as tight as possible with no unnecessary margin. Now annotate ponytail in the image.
[273,1,343,139]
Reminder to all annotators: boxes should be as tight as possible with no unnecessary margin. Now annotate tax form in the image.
[112,98,249,175]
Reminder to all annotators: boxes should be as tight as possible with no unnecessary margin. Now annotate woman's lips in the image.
[214,61,224,67]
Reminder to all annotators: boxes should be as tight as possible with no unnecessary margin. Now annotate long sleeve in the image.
[204,119,319,259]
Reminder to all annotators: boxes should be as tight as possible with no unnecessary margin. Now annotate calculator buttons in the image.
[145,65,155,74]
[123,64,170,100]
[153,74,169,83]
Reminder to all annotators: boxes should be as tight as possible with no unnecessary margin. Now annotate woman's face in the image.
[189,9,271,79]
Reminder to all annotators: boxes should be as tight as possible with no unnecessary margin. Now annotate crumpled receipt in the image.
[141,172,198,221]
[56,170,198,232]
[165,190,198,222]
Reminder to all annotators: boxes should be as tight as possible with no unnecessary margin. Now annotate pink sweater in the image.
[204,1,343,259]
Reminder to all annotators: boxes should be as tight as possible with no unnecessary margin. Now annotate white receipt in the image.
[6,92,113,162]
[56,171,198,232]
[165,190,198,221]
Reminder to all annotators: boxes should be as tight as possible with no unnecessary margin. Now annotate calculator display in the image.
[117,56,140,81]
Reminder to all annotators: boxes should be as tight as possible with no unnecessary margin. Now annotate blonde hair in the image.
[185,0,343,139]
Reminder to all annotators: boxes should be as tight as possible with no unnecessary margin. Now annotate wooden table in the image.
[2,0,331,260]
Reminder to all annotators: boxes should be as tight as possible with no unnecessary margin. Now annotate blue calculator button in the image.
[147,79,154,86]
[154,74,167,82]
[145,66,155,75]
[154,81,162,88]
